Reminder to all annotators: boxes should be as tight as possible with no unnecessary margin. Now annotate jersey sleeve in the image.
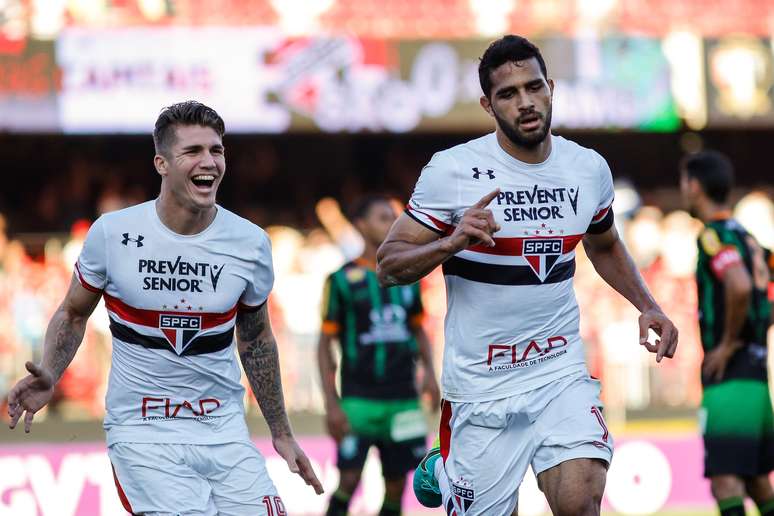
[75,216,107,293]
[238,229,275,312]
[408,283,425,330]
[586,155,615,234]
[699,226,743,279]
[405,151,458,235]
[320,275,342,336]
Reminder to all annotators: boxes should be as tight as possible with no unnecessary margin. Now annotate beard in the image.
[493,105,552,150]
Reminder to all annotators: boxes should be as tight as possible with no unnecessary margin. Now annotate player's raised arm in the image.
[582,222,678,362]
[8,274,102,433]
[236,304,324,494]
[376,189,501,286]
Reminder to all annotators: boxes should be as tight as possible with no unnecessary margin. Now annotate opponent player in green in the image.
[680,150,774,516]
[318,195,441,516]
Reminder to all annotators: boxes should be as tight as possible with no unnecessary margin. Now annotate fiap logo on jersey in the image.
[523,238,563,282]
[159,314,202,354]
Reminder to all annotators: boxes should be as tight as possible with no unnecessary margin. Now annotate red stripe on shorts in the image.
[439,399,453,462]
[111,464,135,514]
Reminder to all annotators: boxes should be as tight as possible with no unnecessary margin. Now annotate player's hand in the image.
[7,362,55,433]
[702,341,739,382]
[324,403,350,443]
[421,373,441,412]
[273,434,324,494]
[445,189,501,253]
[638,308,678,363]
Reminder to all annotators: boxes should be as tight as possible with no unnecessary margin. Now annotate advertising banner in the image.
[705,35,774,127]
[54,29,678,134]
[0,435,722,515]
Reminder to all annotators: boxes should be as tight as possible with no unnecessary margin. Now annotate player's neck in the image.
[698,201,731,224]
[357,244,378,270]
[495,130,552,165]
[155,194,217,235]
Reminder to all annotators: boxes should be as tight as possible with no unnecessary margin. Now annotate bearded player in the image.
[377,36,678,516]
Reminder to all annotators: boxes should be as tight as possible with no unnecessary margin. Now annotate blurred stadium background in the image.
[0,0,773,515]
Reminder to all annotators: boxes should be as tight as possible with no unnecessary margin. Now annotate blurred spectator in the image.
[626,206,664,268]
[734,190,774,250]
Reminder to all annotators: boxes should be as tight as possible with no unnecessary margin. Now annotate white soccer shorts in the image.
[437,372,613,516]
[108,441,283,516]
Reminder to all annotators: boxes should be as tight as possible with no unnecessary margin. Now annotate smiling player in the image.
[7,101,322,515]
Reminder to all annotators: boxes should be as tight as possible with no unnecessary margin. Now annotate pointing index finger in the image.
[472,189,500,209]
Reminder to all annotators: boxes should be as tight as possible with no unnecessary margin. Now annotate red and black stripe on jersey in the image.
[444,234,582,286]
[586,204,614,234]
[104,293,237,356]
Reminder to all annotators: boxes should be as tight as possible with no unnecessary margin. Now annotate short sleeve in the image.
[75,217,107,292]
[699,227,743,279]
[405,151,458,235]
[238,229,275,312]
[320,275,342,336]
[586,155,615,234]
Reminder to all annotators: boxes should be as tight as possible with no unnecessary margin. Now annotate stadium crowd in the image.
[0,183,772,422]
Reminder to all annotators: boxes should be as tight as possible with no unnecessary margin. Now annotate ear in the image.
[154,154,168,177]
[480,95,494,118]
[688,176,703,197]
[548,78,555,98]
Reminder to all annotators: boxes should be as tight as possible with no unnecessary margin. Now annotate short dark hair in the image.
[348,194,393,222]
[153,100,225,156]
[681,150,734,203]
[479,35,548,98]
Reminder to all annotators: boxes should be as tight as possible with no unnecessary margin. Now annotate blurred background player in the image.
[318,194,440,516]
[7,101,322,514]
[378,35,678,516]
[680,150,774,516]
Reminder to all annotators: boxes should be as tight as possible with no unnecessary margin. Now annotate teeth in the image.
[193,175,215,181]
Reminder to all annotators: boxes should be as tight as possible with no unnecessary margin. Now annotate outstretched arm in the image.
[8,274,101,432]
[236,304,323,494]
[377,189,501,286]
[583,224,678,362]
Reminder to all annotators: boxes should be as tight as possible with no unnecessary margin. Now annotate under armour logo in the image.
[121,233,144,247]
[472,167,495,180]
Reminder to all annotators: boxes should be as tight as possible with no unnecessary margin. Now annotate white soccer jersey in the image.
[75,201,273,445]
[407,133,615,402]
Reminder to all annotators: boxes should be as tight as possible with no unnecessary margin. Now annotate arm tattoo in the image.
[44,311,88,383]
[237,307,292,438]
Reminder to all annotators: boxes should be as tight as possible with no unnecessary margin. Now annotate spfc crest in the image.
[159,314,202,354]
[523,238,563,282]
[451,480,475,513]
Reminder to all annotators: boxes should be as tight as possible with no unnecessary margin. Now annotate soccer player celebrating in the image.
[7,101,323,514]
[318,195,440,516]
[377,35,678,515]
[680,150,774,516]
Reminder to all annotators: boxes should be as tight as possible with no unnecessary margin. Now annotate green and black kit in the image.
[695,217,773,478]
[322,260,428,476]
